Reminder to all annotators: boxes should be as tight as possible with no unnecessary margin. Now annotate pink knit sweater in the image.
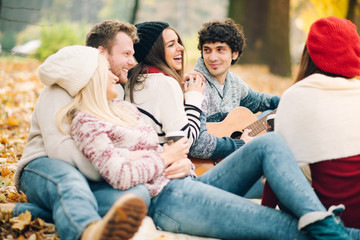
[71,101,169,197]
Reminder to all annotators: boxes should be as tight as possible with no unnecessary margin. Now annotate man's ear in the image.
[232,51,239,60]
[98,46,105,53]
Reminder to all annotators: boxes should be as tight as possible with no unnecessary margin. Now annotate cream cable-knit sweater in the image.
[276,73,360,166]
[71,101,169,197]
[15,86,102,189]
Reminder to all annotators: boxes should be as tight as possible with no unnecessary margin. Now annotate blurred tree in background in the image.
[347,0,360,26]
[229,0,291,77]
[228,0,358,77]
[36,21,88,60]
[0,0,359,77]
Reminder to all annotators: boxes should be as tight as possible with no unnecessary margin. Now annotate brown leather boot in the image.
[81,194,147,240]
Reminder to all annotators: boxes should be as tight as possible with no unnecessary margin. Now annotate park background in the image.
[0,0,359,239]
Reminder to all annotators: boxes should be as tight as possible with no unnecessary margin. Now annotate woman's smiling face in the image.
[163,28,184,71]
[106,68,119,100]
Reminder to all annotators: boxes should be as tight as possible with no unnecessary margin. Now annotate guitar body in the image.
[207,107,265,138]
[192,107,273,176]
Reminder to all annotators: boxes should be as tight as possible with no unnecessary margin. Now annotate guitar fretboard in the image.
[243,109,277,137]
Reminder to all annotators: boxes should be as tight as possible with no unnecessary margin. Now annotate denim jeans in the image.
[242,109,274,199]
[148,132,325,240]
[15,157,151,240]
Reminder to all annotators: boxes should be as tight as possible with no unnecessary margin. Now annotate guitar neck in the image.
[245,109,277,137]
[193,107,277,176]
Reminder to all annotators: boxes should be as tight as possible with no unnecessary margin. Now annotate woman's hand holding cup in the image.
[161,131,192,178]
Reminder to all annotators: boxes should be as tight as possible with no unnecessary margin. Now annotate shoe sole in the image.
[100,194,147,240]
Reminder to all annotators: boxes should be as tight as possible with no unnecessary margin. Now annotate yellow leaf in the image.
[1,166,12,177]
[11,210,32,230]
[0,193,7,201]
[7,116,20,127]
[35,217,45,227]
[28,233,37,240]
[0,137,8,144]
[0,174,13,187]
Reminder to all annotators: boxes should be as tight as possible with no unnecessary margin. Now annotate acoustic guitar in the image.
[192,107,277,176]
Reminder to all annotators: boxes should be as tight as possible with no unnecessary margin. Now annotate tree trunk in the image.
[347,0,360,32]
[228,0,291,77]
[266,0,291,76]
[229,0,268,64]
[130,0,139,24]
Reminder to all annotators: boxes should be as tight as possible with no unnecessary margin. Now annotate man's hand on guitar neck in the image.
[241,129,255,144]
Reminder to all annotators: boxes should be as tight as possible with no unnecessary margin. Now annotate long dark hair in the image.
[127,26,185,103]
[295,45,348,83]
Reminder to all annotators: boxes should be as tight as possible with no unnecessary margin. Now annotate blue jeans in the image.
[242,109,274,199]
[15,157,151,240]
[148,133,325,240]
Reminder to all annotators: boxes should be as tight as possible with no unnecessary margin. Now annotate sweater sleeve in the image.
[71,113,166,190]
[158,78,203,146]
[36,86,102,181]
[189,112,244,159]
[240,88,280,113]
[183,90,204,144]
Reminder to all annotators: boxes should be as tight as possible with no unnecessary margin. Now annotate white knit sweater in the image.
[276,73,360,166]
[15,86,102,189]
[124,72,204,146]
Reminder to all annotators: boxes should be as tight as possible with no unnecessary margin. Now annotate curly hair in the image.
[198,18,246,64]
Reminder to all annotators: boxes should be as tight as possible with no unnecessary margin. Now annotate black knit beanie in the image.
[134,21,169,63]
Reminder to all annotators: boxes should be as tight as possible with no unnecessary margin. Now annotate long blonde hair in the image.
[57,54,137,134]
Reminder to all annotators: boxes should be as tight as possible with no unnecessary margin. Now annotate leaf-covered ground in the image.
[0,59,60,240]
[0,59,293,239]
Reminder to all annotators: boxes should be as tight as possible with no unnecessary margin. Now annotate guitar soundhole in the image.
[231,131,242,139]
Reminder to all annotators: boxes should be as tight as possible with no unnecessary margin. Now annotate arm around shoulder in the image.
[35,86,102,181]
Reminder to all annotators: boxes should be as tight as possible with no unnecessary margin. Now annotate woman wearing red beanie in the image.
[274,16,360,230]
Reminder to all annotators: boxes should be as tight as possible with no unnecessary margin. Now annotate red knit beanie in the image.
[306,16,360,77]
